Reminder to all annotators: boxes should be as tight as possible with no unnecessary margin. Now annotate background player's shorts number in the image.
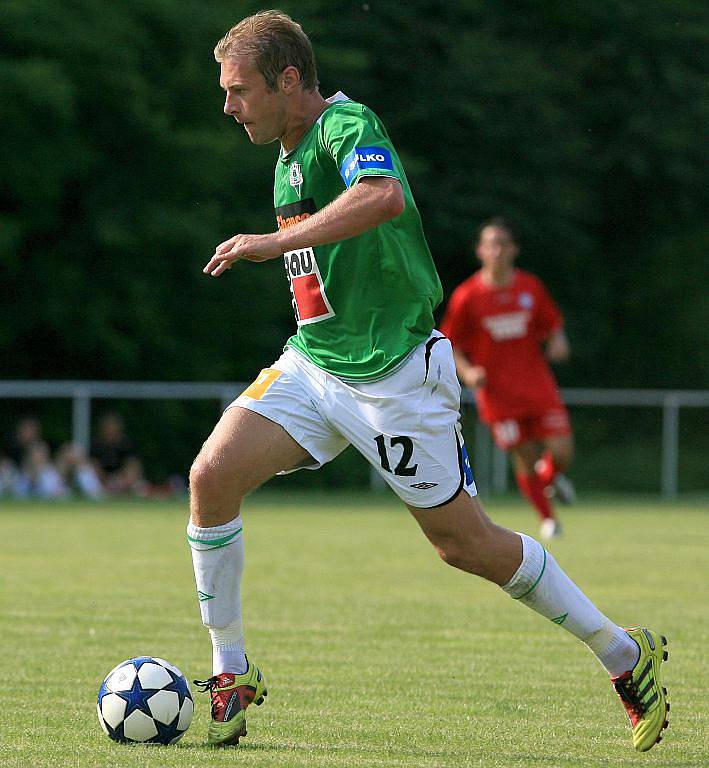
[493,419,521,449]
[374,434,418,477]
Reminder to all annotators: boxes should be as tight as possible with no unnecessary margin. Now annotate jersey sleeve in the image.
[440,284,474,353]
[319,104,403,188]
[532,277,564,337]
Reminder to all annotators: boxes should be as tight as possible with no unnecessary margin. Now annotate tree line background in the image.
[2,0,707,490]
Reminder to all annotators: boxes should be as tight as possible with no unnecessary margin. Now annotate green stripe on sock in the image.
[187,526,243,548]
[513,547,547,600]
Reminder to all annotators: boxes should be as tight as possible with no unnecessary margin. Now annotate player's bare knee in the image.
[434,538,483,575]
[188,454,211,499]
[189,452,242,506]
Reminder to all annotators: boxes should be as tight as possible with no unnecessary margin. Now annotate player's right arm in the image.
[203,176,403,276]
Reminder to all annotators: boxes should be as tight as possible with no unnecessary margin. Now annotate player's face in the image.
[220,56,287,145]
[476,226,518,272]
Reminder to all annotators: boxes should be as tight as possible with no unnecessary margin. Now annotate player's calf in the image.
[409,494,523,586]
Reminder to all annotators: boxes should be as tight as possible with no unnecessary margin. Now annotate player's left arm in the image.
[203,177,404,277]
[546,328,570,363]
[533,276,570,363]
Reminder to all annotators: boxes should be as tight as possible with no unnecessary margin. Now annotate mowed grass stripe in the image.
[1,493,707,767]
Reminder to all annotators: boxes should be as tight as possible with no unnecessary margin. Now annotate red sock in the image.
[516,472,554,521]
[535,449,557,486]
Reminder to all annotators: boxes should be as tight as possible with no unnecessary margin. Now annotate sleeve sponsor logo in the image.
[482,311,531,341]
[340,146,394,186]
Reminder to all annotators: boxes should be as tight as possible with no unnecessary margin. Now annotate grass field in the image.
[1,492,707,767]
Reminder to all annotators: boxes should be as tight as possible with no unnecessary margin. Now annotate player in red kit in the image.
[441,217,575,540]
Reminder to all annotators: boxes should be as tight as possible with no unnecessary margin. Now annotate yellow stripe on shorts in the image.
[241,368,283,400]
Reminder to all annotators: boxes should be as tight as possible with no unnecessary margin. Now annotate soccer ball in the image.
[97,656,194,744]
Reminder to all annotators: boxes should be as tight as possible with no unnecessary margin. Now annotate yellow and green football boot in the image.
[611,628,669,752]
[194,658,267,746]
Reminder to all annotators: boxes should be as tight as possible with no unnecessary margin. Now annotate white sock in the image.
[503,533,640,676]
[187,517,248,676]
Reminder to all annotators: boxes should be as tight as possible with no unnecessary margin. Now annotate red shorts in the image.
[490,407,571,450]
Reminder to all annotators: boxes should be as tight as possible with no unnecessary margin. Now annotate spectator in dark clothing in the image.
[90,413,146,496]
[4,416,44,466]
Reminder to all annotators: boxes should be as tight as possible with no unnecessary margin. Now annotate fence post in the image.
[474,420,491,495]
[72,387,91,454]
[492,446,509,494]
[221,388,235,412]
[661,395,680,498]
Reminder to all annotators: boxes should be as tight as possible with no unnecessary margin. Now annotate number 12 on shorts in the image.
[374,434,418,477]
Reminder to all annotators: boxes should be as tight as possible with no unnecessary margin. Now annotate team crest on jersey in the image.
[289,162,303,197]
[518,292,534,309]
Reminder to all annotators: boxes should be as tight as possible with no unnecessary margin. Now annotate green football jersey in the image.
[275,93,442,381]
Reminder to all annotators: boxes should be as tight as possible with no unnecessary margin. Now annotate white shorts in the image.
[229,332,477,508]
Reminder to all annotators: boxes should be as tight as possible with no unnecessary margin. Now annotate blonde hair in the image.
[214,10,319,92]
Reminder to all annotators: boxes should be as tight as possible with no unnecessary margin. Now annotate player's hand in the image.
[203,233,282,276]
[462,365,487,389]
[546,330,570,363]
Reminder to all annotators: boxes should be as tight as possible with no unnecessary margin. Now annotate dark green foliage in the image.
[2,2,707,479]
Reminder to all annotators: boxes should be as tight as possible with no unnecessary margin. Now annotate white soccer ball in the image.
[97,656,193,744]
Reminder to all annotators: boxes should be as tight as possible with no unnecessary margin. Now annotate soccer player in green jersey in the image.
[187,10,669,752]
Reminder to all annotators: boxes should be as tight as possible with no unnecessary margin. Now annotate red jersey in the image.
[441,269,564,423]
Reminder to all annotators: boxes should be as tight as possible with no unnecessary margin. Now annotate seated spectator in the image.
[56,443,104,499]
[91,413,147,496]
[15,442,68,499]
[2,416,66,498]
[0,457,14,497]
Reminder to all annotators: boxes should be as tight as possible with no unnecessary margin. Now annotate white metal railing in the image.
[1,381,707,498]
[461,388,709,498]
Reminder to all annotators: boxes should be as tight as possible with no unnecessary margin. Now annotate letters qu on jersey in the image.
[275,197,334,325]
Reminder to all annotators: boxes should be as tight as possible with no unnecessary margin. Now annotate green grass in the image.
[1,492,707,767]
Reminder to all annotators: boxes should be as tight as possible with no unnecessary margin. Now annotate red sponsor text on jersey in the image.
[277,211,311,230]
[285,248,332,322]
[275,199,334,325]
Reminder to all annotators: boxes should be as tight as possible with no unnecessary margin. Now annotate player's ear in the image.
[280,66,301,93]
